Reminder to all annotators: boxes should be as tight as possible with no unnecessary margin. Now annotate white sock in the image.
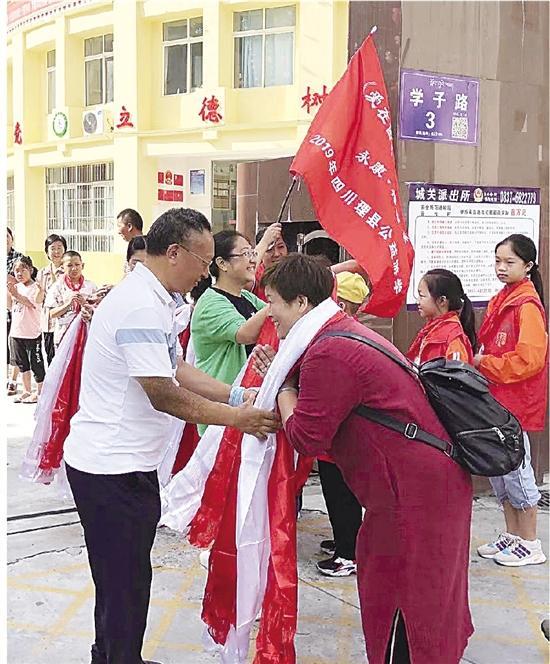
[519,538,539,546]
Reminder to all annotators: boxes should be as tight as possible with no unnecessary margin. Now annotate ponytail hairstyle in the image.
[422,268,477,352]
[495,234,544,305]
[192,229,249,300]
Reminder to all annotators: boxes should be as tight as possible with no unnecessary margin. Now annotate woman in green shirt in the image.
[191,230,269,434]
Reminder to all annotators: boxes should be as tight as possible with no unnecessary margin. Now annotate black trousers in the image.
[66,464,161,664]
[43,331,55,365]
[10,335,45,383]
[385,610,411,664]
[318,459,362,560]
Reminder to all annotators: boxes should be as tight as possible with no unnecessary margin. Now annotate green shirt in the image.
[191,287,265,434]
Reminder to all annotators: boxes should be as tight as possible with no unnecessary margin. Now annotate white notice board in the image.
[406,183,540,308]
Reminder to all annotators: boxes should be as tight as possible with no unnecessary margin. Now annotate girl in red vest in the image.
[407,269,475,364]
[475,234,548,567]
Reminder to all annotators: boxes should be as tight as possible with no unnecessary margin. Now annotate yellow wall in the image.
[7,0,349,286]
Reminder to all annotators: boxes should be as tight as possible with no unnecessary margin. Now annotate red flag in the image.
[290,31,414,317]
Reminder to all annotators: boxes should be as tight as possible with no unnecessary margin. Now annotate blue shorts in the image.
[489,433,541,510]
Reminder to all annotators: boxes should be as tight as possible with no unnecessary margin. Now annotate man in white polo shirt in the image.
[64,208,280,664]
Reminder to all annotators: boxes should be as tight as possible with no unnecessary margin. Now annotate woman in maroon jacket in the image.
[263,255,473,664]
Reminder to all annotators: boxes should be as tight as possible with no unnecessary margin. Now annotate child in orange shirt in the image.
[475,234,547,567]
[407,268,475,364]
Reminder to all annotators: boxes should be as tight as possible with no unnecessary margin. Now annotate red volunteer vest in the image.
[478,280,548,431]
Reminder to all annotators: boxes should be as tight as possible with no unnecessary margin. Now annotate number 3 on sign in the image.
[425,111,436,129]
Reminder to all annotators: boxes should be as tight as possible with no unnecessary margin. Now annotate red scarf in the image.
[64,274,85,313]
[39,319,88,473]
[189,317,313,662]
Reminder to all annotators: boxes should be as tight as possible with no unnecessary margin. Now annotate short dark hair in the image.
[63,250,82,261]
[262,253,334,306]
[126,235,147,263]
[7,227,14,239]
[146,208,211,257]
[44,233,68,254]
[117,208,144,232]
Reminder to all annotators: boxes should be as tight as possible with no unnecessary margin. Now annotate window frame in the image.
[84,34,114,107]
[47,49,56,114]
[233,6,296,89]
[45,163,115,253]
[162,17,204,96]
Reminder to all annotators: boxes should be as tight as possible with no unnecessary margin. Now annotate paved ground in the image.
[6,398,550,663]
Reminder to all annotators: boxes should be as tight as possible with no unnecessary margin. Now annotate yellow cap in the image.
[336,271,369,304]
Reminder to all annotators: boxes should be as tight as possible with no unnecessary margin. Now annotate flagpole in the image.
[276,176,298,224]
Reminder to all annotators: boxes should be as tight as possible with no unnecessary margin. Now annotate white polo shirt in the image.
[64,262,179,474]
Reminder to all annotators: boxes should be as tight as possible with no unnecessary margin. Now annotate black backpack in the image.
[318,331,524,476]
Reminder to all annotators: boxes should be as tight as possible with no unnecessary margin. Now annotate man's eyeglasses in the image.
[177,244,212,267]
[227,249,258,260]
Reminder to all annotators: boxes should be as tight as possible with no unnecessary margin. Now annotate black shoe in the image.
[320,539,336,554]
[316,555,356,577]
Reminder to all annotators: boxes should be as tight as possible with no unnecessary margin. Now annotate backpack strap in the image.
[354,404,453,456]
[317,331,453,457]
[319,330,418,377]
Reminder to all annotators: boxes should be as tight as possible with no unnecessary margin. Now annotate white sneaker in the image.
[494,538,547,567]
[477,532,518,559]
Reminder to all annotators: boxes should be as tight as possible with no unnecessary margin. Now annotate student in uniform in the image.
[407,268,475,364]
[475,234,548,567]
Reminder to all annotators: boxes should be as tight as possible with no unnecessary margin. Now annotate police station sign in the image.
[406,183,540,308]
[399,69,479,145]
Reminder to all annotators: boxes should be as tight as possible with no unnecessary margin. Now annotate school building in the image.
[6,0,348,281]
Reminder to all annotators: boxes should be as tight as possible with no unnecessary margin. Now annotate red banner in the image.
[290,32,414,317]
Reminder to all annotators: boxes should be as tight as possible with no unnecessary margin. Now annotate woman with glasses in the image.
[191,230,269,434]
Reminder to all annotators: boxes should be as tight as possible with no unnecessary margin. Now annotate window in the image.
[46,164,115,252]
[233,6,295,88]
[163,17,203,95]
[47,50,56,114]
[7,176,14,231]
[84,34,113,106]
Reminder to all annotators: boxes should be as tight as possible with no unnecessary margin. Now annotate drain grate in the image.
[539,489,549,510]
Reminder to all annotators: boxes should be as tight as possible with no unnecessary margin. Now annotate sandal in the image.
[14,391,31,403]
[21,393,38,404]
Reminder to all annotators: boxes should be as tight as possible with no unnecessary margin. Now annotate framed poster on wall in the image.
[190,169,205,195]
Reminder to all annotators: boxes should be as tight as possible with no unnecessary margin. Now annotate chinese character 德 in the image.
[116,106,134,129]
[199,95,223,123]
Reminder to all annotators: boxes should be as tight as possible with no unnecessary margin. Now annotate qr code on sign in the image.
[451,116,468,140]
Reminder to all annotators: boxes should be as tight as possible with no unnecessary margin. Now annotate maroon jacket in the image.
[285,315,473,664]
